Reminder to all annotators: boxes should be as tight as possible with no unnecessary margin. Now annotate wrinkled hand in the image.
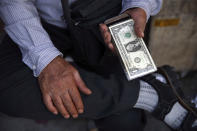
[100,7,147,52]
[38,56,92,119]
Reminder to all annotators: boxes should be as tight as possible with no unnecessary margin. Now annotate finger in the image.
[100,24,115,51]
[68,83,84,114]
[108,43,115,51]
[53,96,70,119]
[62,92,79,118]
[100,24,110,42]
[43,94,58,115]
[100,24,115,52]
[99,23,108,34]
[134,25,144,38]
[104,32,112,45]
[100,24,111,42]
[125,9,146,38]
[73,71,92,95]
[133,17,146,38]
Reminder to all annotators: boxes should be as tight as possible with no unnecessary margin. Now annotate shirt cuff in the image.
[22,44,63,77]
[4,17,63,77]
[121,1,151,21]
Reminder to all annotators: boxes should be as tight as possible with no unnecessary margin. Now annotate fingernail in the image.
[64,115,70,119]
[78,109,84,114]
[73,114,78,118]
[53,111,58,115]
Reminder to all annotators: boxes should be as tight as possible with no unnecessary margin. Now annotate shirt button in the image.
[32,65,36,70]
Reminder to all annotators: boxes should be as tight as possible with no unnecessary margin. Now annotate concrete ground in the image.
[0,110,170,131]
[0,114,90,131]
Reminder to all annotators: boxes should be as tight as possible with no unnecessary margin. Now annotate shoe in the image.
[142,65,197,130]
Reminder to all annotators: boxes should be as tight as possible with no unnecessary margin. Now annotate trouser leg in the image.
[95,109,145,131]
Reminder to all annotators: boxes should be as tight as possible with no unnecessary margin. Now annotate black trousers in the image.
[0,22,144,131]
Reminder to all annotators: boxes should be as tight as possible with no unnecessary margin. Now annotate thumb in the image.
[133,16,146,38]
[125,8,147,38]
[73,71,92,95]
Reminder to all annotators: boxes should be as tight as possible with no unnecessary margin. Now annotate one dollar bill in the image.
[105,14,157,81]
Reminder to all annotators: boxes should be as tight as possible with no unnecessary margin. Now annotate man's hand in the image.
[100,8,147,52]
[38,56,92,119]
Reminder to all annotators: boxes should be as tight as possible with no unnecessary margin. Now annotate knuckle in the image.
[52,92,60,97]
[54,100,60,106]
[56,100,62,105]
[55,101,61,105]
[61,76,70,83]
[53,97,61,105]
[135,26,141,30]
[73,70,79,76]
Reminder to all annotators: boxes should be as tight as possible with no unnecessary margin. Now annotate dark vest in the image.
[61,0,123,74]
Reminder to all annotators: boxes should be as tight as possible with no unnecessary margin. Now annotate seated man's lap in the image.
[0,35,143,130]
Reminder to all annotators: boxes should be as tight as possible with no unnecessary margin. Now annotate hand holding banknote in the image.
[100,8,156,80]
[99,7,147,52]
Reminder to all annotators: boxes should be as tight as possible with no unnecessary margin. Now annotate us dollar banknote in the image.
[105,14,157,81]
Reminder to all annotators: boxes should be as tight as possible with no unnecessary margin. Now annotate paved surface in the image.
[0,113,170,131]
[0,114,89,131]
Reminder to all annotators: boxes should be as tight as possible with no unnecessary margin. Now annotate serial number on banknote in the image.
[108,19,157,80]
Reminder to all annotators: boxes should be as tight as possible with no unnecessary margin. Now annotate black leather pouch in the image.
[70,0,122,26]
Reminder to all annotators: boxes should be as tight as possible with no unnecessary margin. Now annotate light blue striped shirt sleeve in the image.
[0,0,62,77]
[122,0,163,21]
